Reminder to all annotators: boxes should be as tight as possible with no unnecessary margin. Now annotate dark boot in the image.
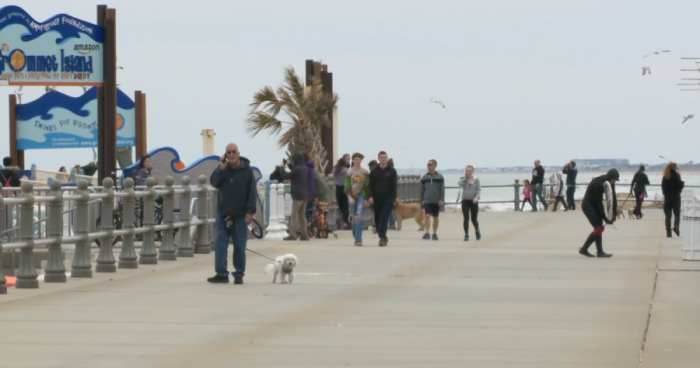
[665,216,672,238]
[666,228,672,238]
[674,218,681,237]
[594,235,612,258]
[579,233,595,257]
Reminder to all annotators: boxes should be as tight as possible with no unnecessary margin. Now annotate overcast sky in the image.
[2,0,699,173]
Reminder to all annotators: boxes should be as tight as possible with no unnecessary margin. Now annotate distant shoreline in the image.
[400,166,700,176]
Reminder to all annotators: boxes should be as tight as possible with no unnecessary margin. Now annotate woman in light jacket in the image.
[459,165,481,241]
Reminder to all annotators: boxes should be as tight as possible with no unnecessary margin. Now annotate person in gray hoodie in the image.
[420,159,445,240]
[458,165,482,241]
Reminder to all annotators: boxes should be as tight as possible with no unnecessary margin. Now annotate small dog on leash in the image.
[265,254,298,284]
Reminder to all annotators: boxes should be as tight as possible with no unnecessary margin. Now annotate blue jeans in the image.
[351,194,365,241]
[215,213,247,278]
[531,184,548,210]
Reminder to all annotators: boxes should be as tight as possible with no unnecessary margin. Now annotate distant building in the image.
[574,159,630,170]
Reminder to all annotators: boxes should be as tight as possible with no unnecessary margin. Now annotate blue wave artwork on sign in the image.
[16,87,135,149]
[0,5,104,85]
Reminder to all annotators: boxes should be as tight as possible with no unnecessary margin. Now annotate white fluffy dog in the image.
[265,254,298,284]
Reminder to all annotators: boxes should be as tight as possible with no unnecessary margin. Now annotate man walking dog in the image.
[208,143,257,284]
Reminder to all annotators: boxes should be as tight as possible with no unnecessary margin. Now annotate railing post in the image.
[0,196,6,294]
[139,177,158,264]
[159,177,177,261]
[514,179,521,211]
[72,181,92,278]
[119,178,138,268]
[16,182,38,288]
[96,178,117,272]
[195,175,212,254]
[45,180,66,282]
[176,176,194,257]
[266,183,288,239]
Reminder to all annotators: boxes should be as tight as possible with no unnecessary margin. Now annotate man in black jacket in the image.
[531,160,547,211]
[208,143,257,284]
[579,169,619,258]
[284,153,310,241]
[562,161,578,210]
[0,156,21,187]
[368,151,397,247]
[630,165,650,219]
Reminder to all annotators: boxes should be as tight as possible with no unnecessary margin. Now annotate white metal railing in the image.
[0,175,217,293]
[681,190,700,261]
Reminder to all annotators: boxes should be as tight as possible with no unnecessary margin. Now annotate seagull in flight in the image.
[681,114,694,124]
[643,49,671,58]
[641,66,652,76]
[429,98,446,109]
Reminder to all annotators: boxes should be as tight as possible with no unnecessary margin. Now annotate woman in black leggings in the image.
[661,162,684,238]
[459,165,481,241]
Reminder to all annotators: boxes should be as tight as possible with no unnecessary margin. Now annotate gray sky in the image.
[2,0,699,174]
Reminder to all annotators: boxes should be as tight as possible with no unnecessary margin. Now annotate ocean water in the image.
[437,171,700,211]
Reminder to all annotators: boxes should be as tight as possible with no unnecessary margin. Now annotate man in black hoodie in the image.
[368,151,397,247]
[562,161,578,210]
[531,160,547,211]
[0,156,21,188]
[284,153,310,241]
[578,169,619,258]
[208,143,257,284]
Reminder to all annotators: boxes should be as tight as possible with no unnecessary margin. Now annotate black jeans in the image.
[373,199,394,239]
[664,197,681,231]
[633,191,644,218]
[335,185,349,225]
[566,186,576,210]
[552,196,567,211]
[461,200,479,235]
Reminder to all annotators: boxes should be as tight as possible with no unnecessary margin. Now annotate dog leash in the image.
[246,248,276,262]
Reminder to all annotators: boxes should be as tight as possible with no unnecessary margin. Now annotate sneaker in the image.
[233,275,244,284]
[422,233,430,240]
[578,248,594,258]
[283,236,297,241]
[464,234,469,242]
[597,252,613,258]
[207,274,229,284]
[379,237,388,247]
[431,234,438,241]
[354,240,362,247]
[475,231,481,241]
[300,235,310,241]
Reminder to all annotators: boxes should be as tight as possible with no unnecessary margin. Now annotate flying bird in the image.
[681,114,694,124]
[643,49,671,58]
[429,98,446,109]
[641,66,652,76]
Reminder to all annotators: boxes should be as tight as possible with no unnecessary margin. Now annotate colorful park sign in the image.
[16,87,135,149]
[0,5,104,86]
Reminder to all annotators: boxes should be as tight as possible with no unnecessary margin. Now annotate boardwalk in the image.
[0,209,697,368]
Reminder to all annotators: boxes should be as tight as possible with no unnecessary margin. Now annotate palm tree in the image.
[247,67,337,169]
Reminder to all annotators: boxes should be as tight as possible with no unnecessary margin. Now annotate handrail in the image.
[0,174,218,291]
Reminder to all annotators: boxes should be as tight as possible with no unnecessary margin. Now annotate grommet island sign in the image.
[16,88,135,149]
[0,5,104,85]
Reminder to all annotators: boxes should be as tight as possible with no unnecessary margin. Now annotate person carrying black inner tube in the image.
[579,169,619,258]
